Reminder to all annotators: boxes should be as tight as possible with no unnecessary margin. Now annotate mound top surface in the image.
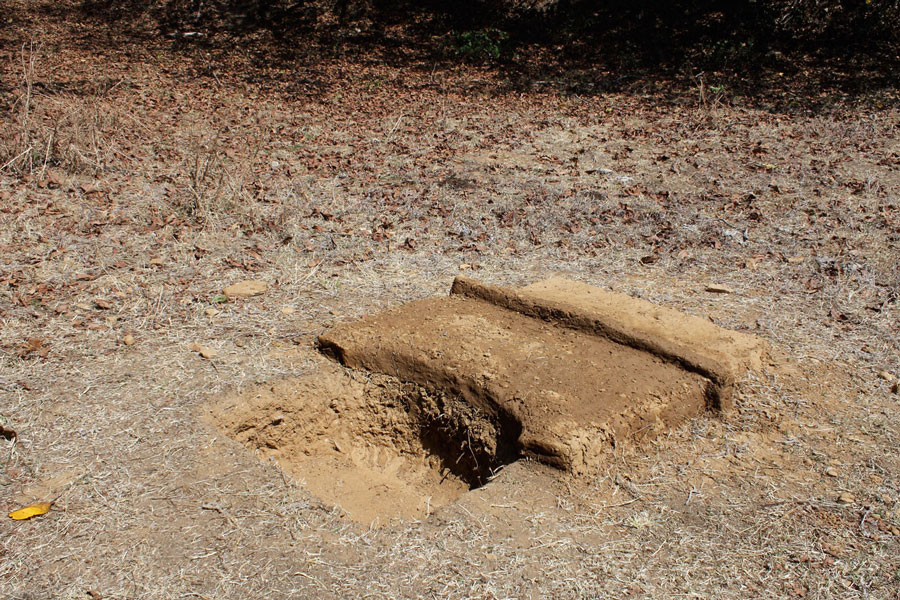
[318,277,771,474]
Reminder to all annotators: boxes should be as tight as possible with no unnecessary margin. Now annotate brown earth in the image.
[2,0,899,598]
[219,275,770,524]
[317,276,769,476]
[211,365,477,524]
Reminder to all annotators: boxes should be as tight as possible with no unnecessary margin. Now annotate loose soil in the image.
[218,275,765,524]
[318,276,755,476]
[212,365,502,523]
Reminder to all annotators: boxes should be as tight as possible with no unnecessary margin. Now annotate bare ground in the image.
[1,1,900,598]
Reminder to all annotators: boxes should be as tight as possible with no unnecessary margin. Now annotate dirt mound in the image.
[214,276,772,523]
[319,276,773,474]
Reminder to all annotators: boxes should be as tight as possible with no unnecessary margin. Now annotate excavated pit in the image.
[213,276,772,524]
[212,368,523,523]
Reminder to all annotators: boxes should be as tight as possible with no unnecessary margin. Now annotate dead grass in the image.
[1,1,899,598]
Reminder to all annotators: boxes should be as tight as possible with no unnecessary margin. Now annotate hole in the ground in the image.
[212,367,520,524]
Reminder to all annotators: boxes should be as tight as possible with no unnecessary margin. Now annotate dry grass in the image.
[1,1,899,598]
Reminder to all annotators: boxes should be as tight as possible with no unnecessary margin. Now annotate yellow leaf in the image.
[8,502,52,520]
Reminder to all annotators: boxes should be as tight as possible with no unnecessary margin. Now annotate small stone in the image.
[189,342,202,352]
[123,334,135,346]
[280,306,295,315]
[881,493,894,505]
[459,263,472,271]
[76,303,91,311]
[223,280,267,298]
[838,492,856,504]
[825,467,839,477]
[199,346,217,359]
[205,308,220,317]
[149,257,164,266]
[878,370,895,382]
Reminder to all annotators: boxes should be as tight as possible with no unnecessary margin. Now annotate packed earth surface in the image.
[1,1,900,598]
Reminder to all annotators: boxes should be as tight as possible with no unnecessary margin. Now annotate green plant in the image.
[453,29,509,62]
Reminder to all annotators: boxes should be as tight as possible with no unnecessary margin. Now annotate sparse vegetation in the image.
[453,28,510,62]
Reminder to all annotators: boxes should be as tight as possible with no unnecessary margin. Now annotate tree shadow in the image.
[25,0,900,111]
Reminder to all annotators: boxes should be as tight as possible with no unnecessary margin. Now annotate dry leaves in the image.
[0,424,16,441]
[8,502,52,520]
[705,284,734,294]
[189,343,218,359]
[223,280,267,298]
[19,338,49,358]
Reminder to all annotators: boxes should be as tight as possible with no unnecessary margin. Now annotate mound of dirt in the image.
[214,276,773,523]
[319,276,774,474]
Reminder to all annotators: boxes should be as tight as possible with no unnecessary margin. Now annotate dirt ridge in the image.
[451,276,774,410]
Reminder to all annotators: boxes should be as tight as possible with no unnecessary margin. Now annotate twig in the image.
[0,146,32,172]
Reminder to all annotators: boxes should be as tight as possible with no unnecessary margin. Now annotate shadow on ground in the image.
[14,0,900,111]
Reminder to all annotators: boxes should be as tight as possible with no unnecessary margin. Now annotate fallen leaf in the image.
[280,306,295,314]
[639,255,658,265]
[838,492,855,504]
[8,501,52,520]
[94,299,112,310]
[223,280,267,298]
[149,257,164,266]
[20,338,48,358]
[199,346,217,359]
[205,308,220,316]
[705,284,734,294]
[0,424,16,441]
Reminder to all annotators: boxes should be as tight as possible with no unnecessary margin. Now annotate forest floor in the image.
[1,1,899,598]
